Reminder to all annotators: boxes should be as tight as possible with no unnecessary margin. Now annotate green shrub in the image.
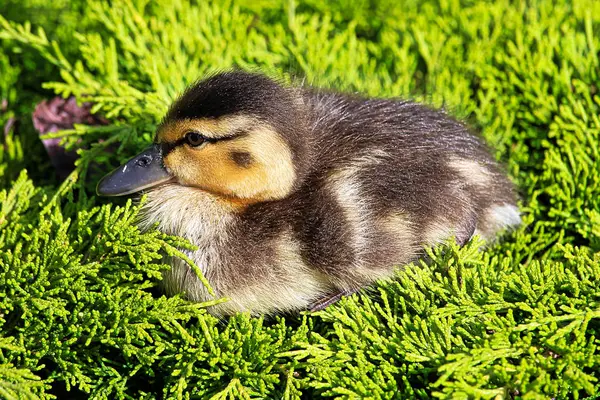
[0,0,599,398]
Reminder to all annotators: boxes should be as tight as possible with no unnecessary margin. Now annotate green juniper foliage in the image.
[0,0,599,398]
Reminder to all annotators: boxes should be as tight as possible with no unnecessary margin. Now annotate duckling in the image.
[97,71,521,316]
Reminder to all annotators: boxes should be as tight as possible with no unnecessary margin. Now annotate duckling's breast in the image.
[138,184,334,315]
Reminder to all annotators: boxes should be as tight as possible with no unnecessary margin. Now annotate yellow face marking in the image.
[157,115,258,142]
[161,117,296,203]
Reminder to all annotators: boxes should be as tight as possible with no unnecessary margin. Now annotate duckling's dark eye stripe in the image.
[161,138,187,156]
[160,132,245,156]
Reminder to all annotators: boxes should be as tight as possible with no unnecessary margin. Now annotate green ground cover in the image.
[0,0,599,398]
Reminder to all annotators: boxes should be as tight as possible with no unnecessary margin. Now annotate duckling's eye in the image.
[184,131,206,147]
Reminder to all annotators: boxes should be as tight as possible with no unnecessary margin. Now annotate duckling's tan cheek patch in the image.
[202,127,295,201]
[162,126,295,202]
[165,145,236,191]
[234,128,296,200]
[163,150,193,186]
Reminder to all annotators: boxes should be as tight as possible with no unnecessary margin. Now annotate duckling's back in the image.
[303,90,519,239]
[282,90,520,297]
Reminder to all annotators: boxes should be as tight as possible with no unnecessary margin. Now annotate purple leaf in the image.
[33,96,109,179]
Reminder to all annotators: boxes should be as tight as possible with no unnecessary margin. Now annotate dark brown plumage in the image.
[98,71,521,316]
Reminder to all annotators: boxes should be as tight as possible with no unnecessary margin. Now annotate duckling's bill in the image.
[96,144,173,196]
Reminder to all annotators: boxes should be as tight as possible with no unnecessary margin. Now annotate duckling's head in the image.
[97,72,311,203]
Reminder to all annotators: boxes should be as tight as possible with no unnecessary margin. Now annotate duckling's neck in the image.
[137,184,237,241]
[138,184,242,305]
